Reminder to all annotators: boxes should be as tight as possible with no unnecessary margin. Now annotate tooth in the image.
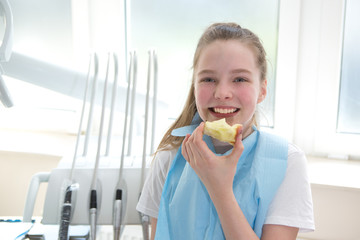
[214,108,235,114]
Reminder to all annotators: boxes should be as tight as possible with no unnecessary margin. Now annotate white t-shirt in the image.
[136,140,315,233]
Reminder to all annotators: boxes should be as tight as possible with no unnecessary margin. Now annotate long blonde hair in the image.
[156,22,268,153]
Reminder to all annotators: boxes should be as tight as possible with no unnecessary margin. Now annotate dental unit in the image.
[2,7,160,234]
[4,44,160,239]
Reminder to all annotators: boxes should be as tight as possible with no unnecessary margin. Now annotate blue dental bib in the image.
[155,119,288,239]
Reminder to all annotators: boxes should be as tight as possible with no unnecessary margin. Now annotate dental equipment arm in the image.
[0,68,12,107]
[0,0,13,107]
[0,0,13,61]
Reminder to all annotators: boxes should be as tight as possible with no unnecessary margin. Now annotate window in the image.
[293,0,360,158]
[337,0,360,135]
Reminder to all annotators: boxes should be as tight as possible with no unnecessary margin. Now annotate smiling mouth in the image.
[211,107,239,114]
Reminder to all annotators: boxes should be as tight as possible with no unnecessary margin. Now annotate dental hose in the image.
[58,54,93,240]
[89,53,111,240]
[138,50,154,240]
[113,52,136,240]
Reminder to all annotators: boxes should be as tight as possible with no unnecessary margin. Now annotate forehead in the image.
[196,40,258,73]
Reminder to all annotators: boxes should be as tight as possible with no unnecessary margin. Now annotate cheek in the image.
[194,85,211,107]
[237,87,258,108]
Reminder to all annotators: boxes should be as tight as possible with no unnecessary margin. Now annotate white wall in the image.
[0,151,60,217]
[299,183,360,240]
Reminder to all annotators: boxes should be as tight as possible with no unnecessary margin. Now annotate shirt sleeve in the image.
[264,143,315,232]
[136,148,177,218]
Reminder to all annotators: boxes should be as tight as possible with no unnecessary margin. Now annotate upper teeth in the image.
[213,108,236,114]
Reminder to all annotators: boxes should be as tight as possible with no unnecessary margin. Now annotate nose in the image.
[214,81,232,100]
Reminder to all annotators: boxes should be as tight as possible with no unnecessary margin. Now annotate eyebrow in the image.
[197,68,252,75]
[231,69,252,75]
[197,69,215,75]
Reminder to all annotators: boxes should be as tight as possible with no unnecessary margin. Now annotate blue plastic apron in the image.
[156,117,288,239]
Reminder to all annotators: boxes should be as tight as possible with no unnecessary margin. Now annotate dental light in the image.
[0,0,14,107]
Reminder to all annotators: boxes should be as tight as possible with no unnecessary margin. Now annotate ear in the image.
[257,79,267,103]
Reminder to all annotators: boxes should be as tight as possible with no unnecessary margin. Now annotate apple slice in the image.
[204,118,242,145]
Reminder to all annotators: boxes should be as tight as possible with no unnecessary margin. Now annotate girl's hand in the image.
[181,122,244,196]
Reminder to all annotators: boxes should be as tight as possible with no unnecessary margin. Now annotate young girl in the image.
[137,22,315,240]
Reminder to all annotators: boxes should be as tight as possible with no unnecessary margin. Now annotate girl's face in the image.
[194,40,267,138]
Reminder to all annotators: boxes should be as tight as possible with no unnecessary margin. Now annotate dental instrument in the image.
[58,186,72,240]
[58,54,94,240]
[58,184,79,240]
[139,50,158,240]
[89,53,112,240]
[112,188,122,240]
[59,187,72,239]
[0,0,13,107]
[113,51,136,240]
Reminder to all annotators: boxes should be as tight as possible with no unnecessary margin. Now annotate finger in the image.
[230,125,244,158]
[182,129,205,168]
[236,125,243,141]
[182,134,191,162]
[190,122,204,142]
[191,122,209,151]
[186,135,199,166]
[189,122,216,163]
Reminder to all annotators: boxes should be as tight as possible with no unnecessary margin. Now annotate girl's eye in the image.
[234,77,246,82]
[202,78,215,83]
